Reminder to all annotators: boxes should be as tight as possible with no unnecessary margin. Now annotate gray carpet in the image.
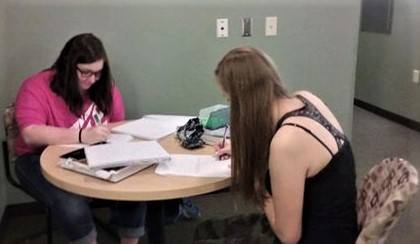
[352,107,420,244]
[1,106,419,244]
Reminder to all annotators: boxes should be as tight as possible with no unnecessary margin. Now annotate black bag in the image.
[176,117,204,149]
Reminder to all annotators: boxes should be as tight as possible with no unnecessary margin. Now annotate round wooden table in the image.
[40,135,230,244]
[40,135,230,200]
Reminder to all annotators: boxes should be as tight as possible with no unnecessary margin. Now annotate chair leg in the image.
[46,207,53,244]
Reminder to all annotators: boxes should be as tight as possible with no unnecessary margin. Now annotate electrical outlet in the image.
[216,18,228,38]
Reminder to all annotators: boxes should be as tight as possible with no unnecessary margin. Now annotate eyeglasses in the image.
[77,67,102,80]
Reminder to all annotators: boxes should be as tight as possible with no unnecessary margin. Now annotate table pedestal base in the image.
[146,201,165,244]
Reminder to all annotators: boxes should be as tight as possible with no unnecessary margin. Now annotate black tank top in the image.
[266,94,358,244]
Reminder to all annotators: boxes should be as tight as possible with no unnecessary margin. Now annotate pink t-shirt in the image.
[15,70,125,155]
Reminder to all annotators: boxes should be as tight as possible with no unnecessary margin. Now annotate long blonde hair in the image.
[215,47,288,206]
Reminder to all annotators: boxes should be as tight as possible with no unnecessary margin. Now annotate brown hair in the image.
[50,33,114,116]
[215,47,289,206]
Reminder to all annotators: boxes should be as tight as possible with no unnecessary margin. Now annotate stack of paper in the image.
[111,115,193,140]
[155,154,231,178]
[201,127,230,145]
[84,141,170,169]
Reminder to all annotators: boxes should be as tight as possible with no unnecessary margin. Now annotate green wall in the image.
[1,0,361,205]
[0,0,7,218]
[356,0,420,122]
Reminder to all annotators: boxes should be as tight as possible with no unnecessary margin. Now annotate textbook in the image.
[111,115,193,140]
[59,141,170,170]
[59,141,170,182]
[201,127,230,145]
[83,141,170,169]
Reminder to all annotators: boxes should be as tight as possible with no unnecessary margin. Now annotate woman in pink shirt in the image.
[14,33,146,244]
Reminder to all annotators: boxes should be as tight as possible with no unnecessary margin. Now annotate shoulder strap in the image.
[281,122,334,157]
[295,94,346,146]
[276,103,307,129]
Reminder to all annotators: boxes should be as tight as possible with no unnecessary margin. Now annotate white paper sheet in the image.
[60,144,85,148]
[111,115,193,140]
[106,133,134,143]
[155,154,231,178]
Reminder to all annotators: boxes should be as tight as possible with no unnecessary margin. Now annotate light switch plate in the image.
[413,69,419,84]
[265,16,277,36]
[217,18,228,38]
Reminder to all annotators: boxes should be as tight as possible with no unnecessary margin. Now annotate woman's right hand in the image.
[81,126,110,144]
[214,139,232,160]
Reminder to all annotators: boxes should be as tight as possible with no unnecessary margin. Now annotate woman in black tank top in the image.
[194,47,358,244]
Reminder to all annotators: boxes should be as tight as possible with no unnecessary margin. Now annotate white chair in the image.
[356,157,418,244]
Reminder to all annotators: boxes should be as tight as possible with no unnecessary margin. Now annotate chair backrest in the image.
[3,104,54,243]
[3,103,18,163]
[356,157,418,244]
[2,103,23,189]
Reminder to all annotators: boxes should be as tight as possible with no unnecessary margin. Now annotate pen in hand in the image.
[219,125,230,160]
[93,114,102,126]
[91,113,109,144]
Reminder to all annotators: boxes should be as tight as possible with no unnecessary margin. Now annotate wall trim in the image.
[354,99,420,132]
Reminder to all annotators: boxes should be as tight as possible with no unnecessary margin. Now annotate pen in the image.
[219,125,229,160]
[93,114,101,126]
[92,113,108,145]
[221,125,228,149]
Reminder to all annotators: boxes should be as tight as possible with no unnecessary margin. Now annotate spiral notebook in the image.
[59,155,152,182]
